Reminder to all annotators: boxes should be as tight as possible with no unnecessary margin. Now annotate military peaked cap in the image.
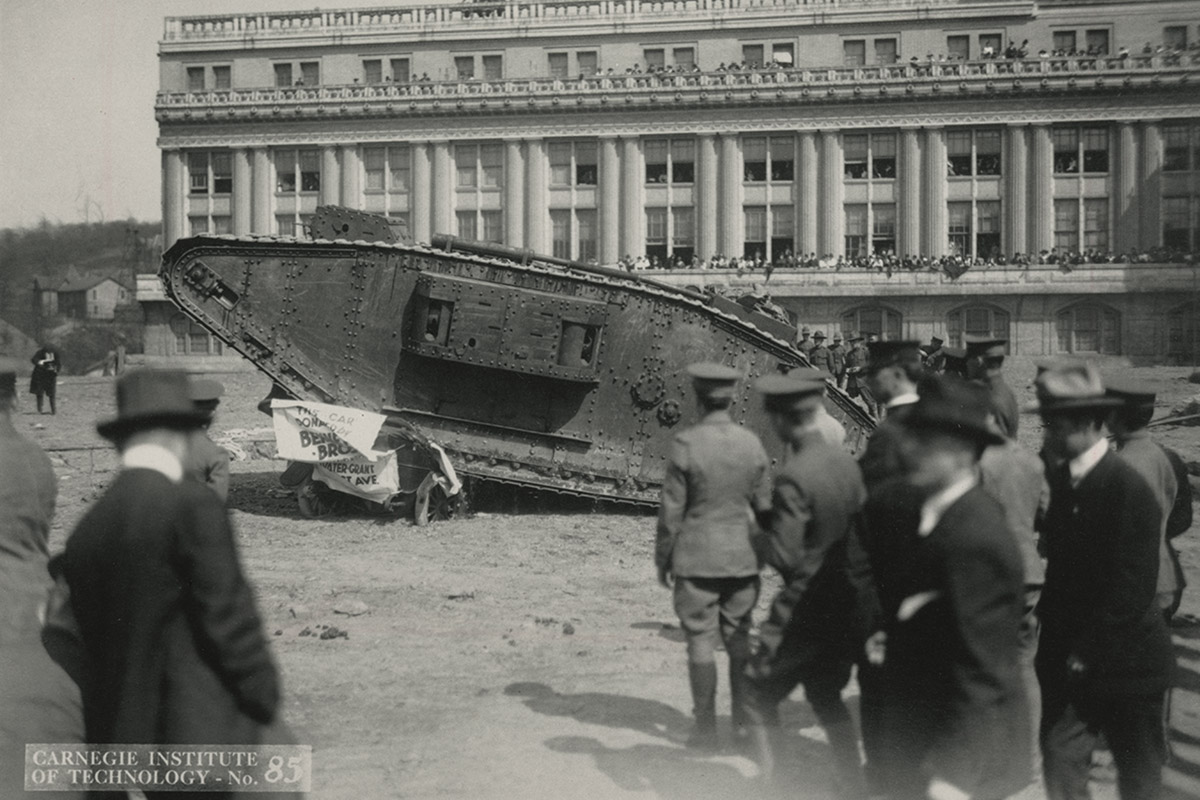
[755,371,827,412]
[686,362,741,401]
[1104,376,1156,407]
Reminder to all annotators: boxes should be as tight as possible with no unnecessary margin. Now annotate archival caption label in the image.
[25,744,312,793]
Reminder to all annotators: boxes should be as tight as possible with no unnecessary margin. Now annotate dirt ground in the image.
[18,360,1200,800]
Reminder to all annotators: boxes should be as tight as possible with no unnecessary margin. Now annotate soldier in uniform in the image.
[921,336,946,374]
[877,376,1030,800]
[828,333,847,389]
[185,377,231,504]
[843,333,869,405]
[743,372,870,796]
[656,362,771,750]
[1105,379,1193,621]
[808,331,833,374]
[965,335,1019,438]
[1035,362,1173,800]
[797,326,816,355]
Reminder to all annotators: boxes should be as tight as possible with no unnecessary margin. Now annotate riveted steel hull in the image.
[160,230,873,506]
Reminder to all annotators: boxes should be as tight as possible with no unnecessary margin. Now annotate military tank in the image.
[160,206,873,510]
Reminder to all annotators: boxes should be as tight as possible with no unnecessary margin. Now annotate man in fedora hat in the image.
[185,377,231,504]
[61,370,279,762]
[656,362,770,750]
[807,331,833,374]
[1105,378,1193,621]
[828,333,847,389]
[877,375,1029,800]
[1034,362,1173,800]
[742,372,870,796]
[964,335,1019,438]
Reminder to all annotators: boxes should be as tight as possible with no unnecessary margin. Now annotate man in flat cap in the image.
[965,335,1019,438]
[877,376,1029,800]
[656,362,771,750]
[742,372,870,796]
[807,331,833,374]
[62,370,280,768]
[185,377,231,504]
[796,326,816,355]
[828,333,847,389]
[1035,362,1173,800]
[1106,378,1193,621]
[0,358,84,797]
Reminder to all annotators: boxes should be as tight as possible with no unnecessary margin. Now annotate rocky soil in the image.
[20,361,1200,800]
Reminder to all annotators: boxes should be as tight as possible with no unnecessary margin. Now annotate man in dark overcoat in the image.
[878,376,1030,800]
[62,370,280,784]
[1034,362,1174,800]
[742,372,870,796]
[858,340,923,489]
[656,362,771,749]
[185,377,232,504]
[964,335,1019,438]
[29,342,62,415]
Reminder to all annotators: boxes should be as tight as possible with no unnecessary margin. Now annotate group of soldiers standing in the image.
[655,338,1192,800]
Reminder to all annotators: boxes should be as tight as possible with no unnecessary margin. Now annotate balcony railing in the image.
[156,53,1200,119]
[163,0,1012,41]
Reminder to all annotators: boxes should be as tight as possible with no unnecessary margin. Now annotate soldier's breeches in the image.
[673,575,759,664]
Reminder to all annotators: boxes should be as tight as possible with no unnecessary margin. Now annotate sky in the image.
[0,0,412,231]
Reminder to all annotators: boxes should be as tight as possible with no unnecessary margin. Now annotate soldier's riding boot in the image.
[686,661,719,750]
[728,656,752,747]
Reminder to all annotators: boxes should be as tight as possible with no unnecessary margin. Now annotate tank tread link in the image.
[160,207,874,508]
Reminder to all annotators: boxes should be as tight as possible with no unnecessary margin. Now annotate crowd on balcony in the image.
[616,245,1197,279]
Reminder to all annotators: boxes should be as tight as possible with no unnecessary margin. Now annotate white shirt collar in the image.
[886,392,919,409]
[917,472,978,537]
[122,443,184,483]
[1068,436,1110,487]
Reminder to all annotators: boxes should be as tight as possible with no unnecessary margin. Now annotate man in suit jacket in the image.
[964,336,1019,439]
[185,377,232,504]
[877,376,1029,800]
[1034,362,1174,800]
[656,362,771,750]
[859,340,923,490]
[63,370,279,794]
[742,372,870,796]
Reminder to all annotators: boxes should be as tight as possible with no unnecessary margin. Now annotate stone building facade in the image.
[155,0,1200,361]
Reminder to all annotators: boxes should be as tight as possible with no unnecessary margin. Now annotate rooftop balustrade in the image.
[163,0,1012,41]
[155,52,1199,119]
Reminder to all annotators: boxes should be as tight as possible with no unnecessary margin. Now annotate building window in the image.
[646,208,668,264]
[212,65,230,89]
[844,135,868,179]
[275,149,320,200]
[874,38,898,65]
[845,205,867,258]
[744,206,767,260]
[1052,31,1077,52]
[171,313,222,356]
[187,152,233,233]
[1164,26,1188,50]
[1085,29,1110,55]
[645,139,692,185]
[1168,301,1198,363]
[363,59,383,84]
[455,56,475,80]
[363,145,411,200]
[947,35,970,61]
[979,33,1002,58]
[948,130,1002,177]
[578,51,598,77]
[645,140,668,184]
[772,43,795,67]
[274,63,292,87]
[187,66,205,91]
[977,201,1001,259]
[578,210,598,262]
[843,133,895,181]
[842,305,902,341]
[1163,197,1196,251]
[741,136,794,183]
[671,208,694,264]
[391,58,410,83]
[743,137,768,182]
[772,207,795,261]
[481,144,502,188]
[1053,127,1109,174]
[671,140,694,184]
[188,153,208,194]
[455,145,478,188]
[1083,199,1108,250]
[872,134,896,179]
[948,202,972,256]
[456,210,477,240]
[1057,303,1120,354]
[1163,123,1199,172]
[843,40,866,67]
[481,210,503,244]
[947,305,1010,348]
[300,62,319,86]
[549,141,597,187]
[548,53,569,78]
[551,210,570,259]
[1054,199,1080,251]
[742,44,764,66]
[482,55,503,81]
[673,47,695,69]
[643,48,665,69]
[873,204,896,254]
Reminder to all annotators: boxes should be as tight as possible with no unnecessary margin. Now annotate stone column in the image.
[251,147,272,234]
[1115,122,1140,253]
[321,146,341,206]
[1139,120,1162,250]
[162,148,184,248]
[431,140,452,236]
[504,139,526,248]
[411,142,432,243]
[818,130,843,257]
[921,127,947,255]
[232,148,253,235]
[899,128,921,257]
[1004,125,1028,257]
[525,138,548,252]
[340,145,360,209]
[797,131,818,258]
[599,136,621,264]
[1028,124,1053,256]
[695,133,718,261]
[718,133,741,257]
[620,136,642,259]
